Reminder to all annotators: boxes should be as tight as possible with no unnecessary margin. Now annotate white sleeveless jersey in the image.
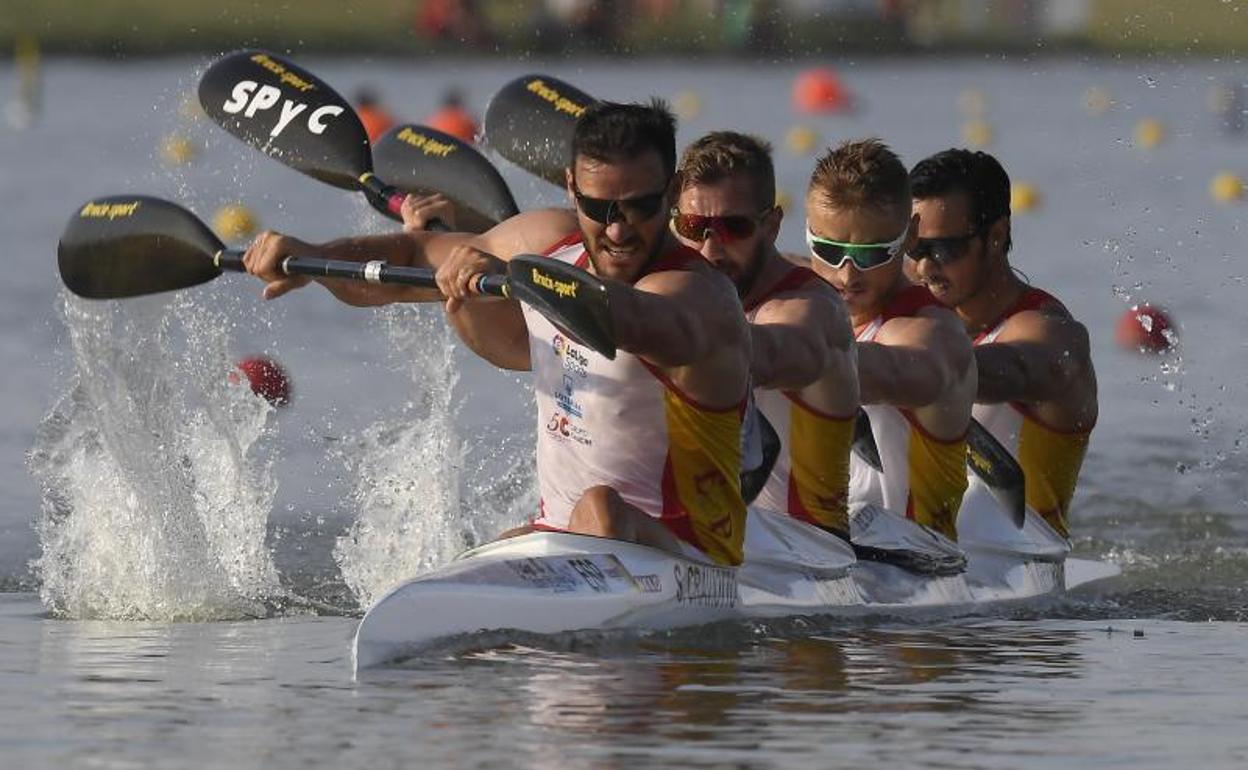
[968,288,1089,538]
[847,286,967,541]
[522,234,748,565]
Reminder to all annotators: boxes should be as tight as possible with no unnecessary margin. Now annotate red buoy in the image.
[793,68,851,115]
[1114,304,1176,354]
[232,355,292,406]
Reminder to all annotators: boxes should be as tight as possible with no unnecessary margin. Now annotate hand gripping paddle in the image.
[372,123,519,234]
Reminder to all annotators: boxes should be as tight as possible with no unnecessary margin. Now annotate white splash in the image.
[332,305,536,610]
[28,293,283,620]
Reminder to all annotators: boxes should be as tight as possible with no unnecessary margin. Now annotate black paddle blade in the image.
[967,420,1026,528]
[507,254,616,359]
[198,50,371,190]
[373,124,519,233]
[484,75,596,187]
[58,196,226,299]
[851,409,884,472]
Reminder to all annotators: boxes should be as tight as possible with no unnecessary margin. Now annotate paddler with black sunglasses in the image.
[668,132,860,549]
[243,100,753,567]
[802,139,976,574]
[909,149,1096,540]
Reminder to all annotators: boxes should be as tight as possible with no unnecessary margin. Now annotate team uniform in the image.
[526,234,749,566]
[747,266,856,539]
[850,285,968,541]
[970,287,1091,538]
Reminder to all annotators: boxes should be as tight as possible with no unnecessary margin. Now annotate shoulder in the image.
[479,209,578,257]
[996,306,1091,354]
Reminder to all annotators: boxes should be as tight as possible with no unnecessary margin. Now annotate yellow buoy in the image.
[1210,172,1243,203]
[785,124,820,155]
[1083,86,1112,116]
[672,90,702,122]
[958,88,987,117]
[961,119,993,148]
[213,203,259,241]
[1134,118,1165,149]
[160,134,196,165]
[1010,182,1041,213]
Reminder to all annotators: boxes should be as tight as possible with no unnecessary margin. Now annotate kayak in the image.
[352,500,1119,671]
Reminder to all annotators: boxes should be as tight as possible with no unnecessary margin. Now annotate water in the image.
[2,55,1248,766]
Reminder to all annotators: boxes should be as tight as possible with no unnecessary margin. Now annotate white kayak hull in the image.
[353,522,1117,671]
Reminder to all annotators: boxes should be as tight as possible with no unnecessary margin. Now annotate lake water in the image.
[2,55,1247,766]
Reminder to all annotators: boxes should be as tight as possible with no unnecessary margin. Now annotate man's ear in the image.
[987,215,1010,254]
[761,203,784,242]
[564,167,576,207]
[902,211,921,254]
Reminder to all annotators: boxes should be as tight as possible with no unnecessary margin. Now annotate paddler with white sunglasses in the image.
[800,139,976,578]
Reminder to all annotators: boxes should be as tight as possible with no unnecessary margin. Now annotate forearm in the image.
[313,231,469,305]
[857,342,946,406]
[446,300,531,371]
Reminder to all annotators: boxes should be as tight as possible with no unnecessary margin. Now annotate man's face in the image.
[910,192,990,308]
[672,173,779,297]
[805,192,913,320]
[566,150,672,285]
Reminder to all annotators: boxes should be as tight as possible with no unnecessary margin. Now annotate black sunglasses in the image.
[908,231,982,265]
[572,181,668,225]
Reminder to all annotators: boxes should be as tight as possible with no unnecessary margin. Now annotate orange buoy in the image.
[231,356,292,406]
[1114,304,1176,354]
[793,68,851,115]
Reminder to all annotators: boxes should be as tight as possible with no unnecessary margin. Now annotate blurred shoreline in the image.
[1,1,1244,59]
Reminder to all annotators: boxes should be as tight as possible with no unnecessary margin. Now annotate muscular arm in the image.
[976,311,1095,404]
[859,307,974,408]
[606,264,750,409]
[608,265,744,369]
[750,287,854,391]
[309,231,470,306]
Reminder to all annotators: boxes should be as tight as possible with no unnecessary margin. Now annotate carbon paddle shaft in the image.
[212,249,503,293]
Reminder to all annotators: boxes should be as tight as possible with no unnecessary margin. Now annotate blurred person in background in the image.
[353,87,396,144]
[425,87,478,144]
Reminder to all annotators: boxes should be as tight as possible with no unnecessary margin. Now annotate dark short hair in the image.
[910,148,1012,252]
[677,131,776,211]
[808,138,910,216]
[572,99,677,179]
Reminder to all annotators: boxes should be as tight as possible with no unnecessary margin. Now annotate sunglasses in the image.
[804,222,908,272]
[907,231,981,265]
[670,209,772,244]
[572,181,668,225]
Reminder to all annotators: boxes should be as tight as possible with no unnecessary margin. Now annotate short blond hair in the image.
[809,138,909,215]
[677,131,775,211]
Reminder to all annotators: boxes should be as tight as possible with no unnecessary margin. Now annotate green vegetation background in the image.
[0,0,1245,56]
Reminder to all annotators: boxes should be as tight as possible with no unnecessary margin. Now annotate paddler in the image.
[909,149,1097,538]
[242,101,753,566]
[668,131,859,542]
[803,139,976,563]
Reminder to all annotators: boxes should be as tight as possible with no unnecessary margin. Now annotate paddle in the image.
[483,74,596,186]
[372,122,519,234]
[197,49,437,227]
[56,195,617,359]
[967,420,1025,528]
[850,408,1025,527]
[852,409,883,472]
